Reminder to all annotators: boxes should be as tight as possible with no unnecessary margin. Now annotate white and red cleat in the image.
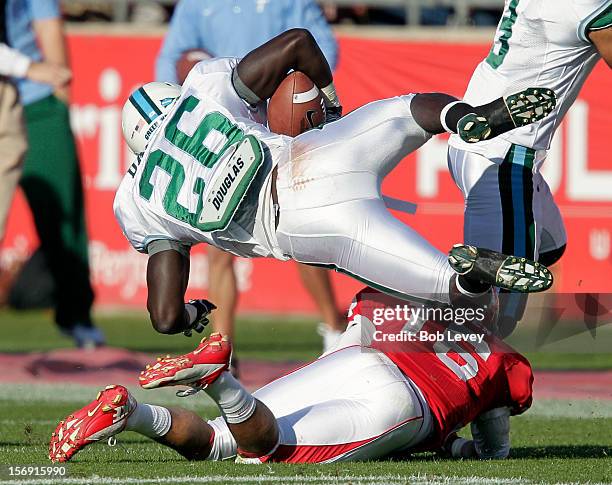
[139,333,231,394]
[49,384,135,463]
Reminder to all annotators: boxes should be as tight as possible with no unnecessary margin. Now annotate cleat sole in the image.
[504,87,556,127]
[448,244,553,293]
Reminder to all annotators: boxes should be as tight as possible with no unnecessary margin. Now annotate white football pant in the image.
[446,145,566,331]
[207,338,432,462]
[447,146,566,259]
[274,95,455,304]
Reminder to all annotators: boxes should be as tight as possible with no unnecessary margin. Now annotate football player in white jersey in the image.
[114,29,557,337]
[447,0,612,336]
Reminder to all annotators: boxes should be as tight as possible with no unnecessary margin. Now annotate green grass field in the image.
[2,309,611,368]
[1,310,611,485]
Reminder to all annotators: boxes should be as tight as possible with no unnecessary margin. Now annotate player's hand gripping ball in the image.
[267,71,327,137]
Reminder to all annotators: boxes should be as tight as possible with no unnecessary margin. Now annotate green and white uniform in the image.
[115,58,460,303]
[114,57,289,259]
[447,0,611,259]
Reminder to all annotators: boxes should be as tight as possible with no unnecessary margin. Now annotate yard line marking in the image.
[0,475,605,485]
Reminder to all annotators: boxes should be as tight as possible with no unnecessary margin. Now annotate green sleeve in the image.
[578,2,612,42]
[588,5,612,31]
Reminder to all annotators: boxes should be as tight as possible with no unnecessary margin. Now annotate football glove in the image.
[325,105,342,124]
[184,299,217,337]
[442,433,476,459]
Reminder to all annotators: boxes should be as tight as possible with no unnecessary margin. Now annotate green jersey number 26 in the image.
[138,96,263,232]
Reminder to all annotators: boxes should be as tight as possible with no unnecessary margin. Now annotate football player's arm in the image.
[233,29,341,114]
[469,407,511,459]
[292,0,339,69]
[0,42,69,85]
[146,241,215,335]
[589,27,612,68]
[443,408,511,460]
[146,246,191,334]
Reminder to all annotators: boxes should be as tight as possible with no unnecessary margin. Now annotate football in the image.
[176,48,212,84]
[267,71,326,137]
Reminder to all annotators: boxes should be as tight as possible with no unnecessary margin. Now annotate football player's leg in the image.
[448,141,564,265]
[252,346,431,463]
[139,335,279,459]
[49,384,213,462]
[207,247,238,340]
[279,196,455,304]
[533,172,567,266]
[288,95,432,179]
[279,185,551,306]
[447,147,525,336]
[447,146,557,336]
[143,406,215,460]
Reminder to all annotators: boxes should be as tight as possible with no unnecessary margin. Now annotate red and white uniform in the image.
[206,289,533,463]
[357,289,533,446]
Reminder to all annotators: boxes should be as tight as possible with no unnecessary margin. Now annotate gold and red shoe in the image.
[49,385,135,463]
[139,333,231,395]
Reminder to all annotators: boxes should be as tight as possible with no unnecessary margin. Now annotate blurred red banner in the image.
[2,35,611,313]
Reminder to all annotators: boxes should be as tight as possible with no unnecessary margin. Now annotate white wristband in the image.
[440,100,464,133]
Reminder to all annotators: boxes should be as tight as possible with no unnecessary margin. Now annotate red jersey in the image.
[349,288,533,444]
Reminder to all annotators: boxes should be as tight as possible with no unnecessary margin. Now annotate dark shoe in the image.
[448,244,553,293]
[449,275,500,330]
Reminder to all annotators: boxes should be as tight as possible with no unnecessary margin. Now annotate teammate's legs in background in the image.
[207,247,238,340]
[296,264,345,351]
[207,246,343,354]
[447,145,566,336]
[20,95,102,347]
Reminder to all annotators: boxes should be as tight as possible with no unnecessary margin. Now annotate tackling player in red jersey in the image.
[49,288,532,463]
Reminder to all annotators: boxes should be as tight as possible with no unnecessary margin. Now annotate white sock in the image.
[440,100,465,133]
[205,371,256,424]
[125,403,172,438]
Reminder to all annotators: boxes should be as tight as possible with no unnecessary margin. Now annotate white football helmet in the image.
[122,81,181,154]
